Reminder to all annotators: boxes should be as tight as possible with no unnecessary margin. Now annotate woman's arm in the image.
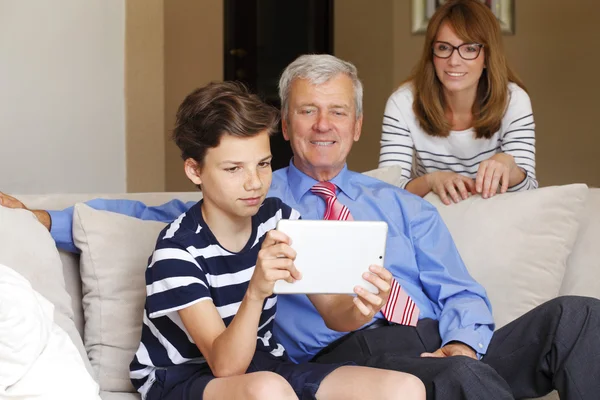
[378,91,414,189]
[405,175,435,198]
[499,85,538,191]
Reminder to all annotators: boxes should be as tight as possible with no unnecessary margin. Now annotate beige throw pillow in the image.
[0,206,94,379]
[424,184,588,328]
[73,203,167,392]
[362,165,405,187]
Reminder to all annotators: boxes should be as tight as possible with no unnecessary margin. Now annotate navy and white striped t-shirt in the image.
[129,197,300,398]
[379,82,538,192]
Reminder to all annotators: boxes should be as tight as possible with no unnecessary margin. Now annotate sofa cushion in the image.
[424,184,588,329]
[362,165,405,187]
[560,188,600,298]
[73,204,167,392]
[100,392,140,400]
[0,206,95,379]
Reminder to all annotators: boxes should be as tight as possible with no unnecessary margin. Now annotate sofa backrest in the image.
[15,186,600,337]
[561,188,600,298]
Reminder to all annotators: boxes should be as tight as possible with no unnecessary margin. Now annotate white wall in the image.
[0,0,125,194]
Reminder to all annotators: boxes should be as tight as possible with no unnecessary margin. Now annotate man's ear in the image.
[353,115,363,142]
[184,158,203,185]
[281,115,290,141]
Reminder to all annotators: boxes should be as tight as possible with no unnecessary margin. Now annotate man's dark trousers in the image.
[312,296,600,400]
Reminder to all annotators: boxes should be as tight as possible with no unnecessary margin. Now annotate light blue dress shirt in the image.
[49,161,494,362]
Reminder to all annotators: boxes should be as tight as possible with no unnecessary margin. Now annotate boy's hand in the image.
[247,230,301,301]
[352,265,392,318]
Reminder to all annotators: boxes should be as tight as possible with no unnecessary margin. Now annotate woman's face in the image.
[432,22,486,97]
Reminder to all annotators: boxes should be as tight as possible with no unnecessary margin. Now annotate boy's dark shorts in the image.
[146,351,350,400]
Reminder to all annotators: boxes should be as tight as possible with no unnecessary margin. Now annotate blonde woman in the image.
[379,0,537,205]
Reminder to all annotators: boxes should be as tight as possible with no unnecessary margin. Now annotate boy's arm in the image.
[180,230,301,377]
[179,291,265,377]
[147,238,268,377]
[308,265,394,332]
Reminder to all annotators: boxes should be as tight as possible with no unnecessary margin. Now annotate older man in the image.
[2,55,599,400]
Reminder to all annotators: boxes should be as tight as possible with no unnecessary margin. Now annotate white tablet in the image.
[273,220,388,294]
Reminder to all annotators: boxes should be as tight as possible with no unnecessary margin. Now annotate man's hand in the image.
[0,192,51,231]
[307,265,394,332]
[247,230,301,301]
[421,342,477,360]
[0,192,27,209]
[352,265,392,318]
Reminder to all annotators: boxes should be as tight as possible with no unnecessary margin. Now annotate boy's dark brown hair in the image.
[173,81,280,166]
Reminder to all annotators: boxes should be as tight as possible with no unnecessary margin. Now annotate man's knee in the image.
[442,356,495,378]
[552,295,599,309]
[542,295,600,320]
[442,357,514,399]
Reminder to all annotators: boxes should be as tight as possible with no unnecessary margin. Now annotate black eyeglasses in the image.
[432,41,484,60]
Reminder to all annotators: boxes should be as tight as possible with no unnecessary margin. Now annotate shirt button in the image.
[478,343,484,349]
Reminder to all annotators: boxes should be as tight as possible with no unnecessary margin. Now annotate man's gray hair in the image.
[278,54,363,120]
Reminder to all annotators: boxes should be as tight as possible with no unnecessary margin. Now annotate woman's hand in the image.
[247,230,301,301]
[426,171,476,205]
[475,153,518,199]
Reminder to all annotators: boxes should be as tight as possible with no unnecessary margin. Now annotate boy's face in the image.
[186,130,273,221]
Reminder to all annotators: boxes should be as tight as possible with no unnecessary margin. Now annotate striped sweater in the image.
[378,82,537,192]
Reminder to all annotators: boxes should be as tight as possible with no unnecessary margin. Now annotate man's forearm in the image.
[32,210,51,231]
[310,294,373,332]
[50,198,194,253]
[439,302,494,357]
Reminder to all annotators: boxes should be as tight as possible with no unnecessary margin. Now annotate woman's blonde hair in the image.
[409,0,526,138]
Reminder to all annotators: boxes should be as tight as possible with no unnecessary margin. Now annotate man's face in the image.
[282,74,363,181]
[186,130,273,222]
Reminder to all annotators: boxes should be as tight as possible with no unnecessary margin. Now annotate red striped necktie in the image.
[310,181,419,326]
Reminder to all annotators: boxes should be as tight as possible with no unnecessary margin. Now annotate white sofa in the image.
[2,166,599,400]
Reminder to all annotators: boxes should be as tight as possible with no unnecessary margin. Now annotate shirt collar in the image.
[286,158,359,202]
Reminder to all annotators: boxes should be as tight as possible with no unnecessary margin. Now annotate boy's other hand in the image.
[247,230,301,301]
[352,265,392,318]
